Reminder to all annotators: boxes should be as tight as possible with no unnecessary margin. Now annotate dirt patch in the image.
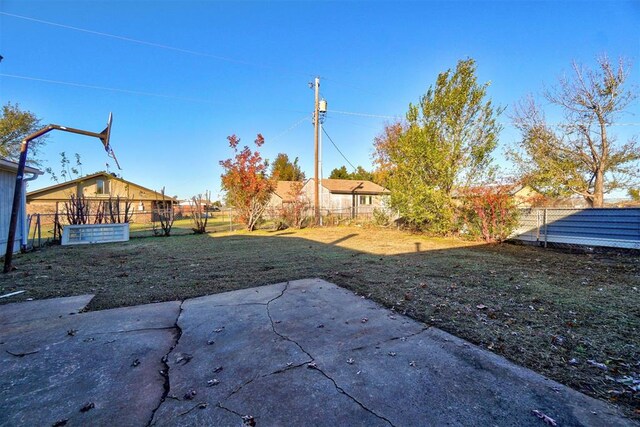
[1,226,638,418]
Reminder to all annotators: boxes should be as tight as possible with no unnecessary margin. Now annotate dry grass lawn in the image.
[1,226,639,418]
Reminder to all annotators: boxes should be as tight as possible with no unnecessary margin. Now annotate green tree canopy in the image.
[509,56,639,207]
[0,102,47,164]
[373,58,502,232]
[328,165,375,182]
[270,153,305,181]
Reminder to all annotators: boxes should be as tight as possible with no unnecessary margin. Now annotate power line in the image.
[0,11,315,78]
[0,72,308,115]
[0,72,214,103]
[270,115,310,143]
[322,127,357,172]
[328,109,397,120]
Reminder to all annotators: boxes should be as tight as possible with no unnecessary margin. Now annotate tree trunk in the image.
[592,169,605,208]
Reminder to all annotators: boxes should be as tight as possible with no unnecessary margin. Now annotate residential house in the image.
[0,158,43,253]
[452,184,543,208]
[267,181,307,208]
[27,171,176,223]
[303,178,391,217]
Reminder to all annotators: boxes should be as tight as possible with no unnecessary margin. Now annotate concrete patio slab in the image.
[0,279,636,427]
[0,299,181,426]
[0,294,94,326]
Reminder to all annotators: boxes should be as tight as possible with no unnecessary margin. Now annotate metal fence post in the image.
[543,208,548,248]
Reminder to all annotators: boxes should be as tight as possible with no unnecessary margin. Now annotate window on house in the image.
[359,195,373,205]
[96,179,109,195]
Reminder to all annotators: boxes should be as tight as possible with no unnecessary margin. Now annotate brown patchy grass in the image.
[1,226,639,418]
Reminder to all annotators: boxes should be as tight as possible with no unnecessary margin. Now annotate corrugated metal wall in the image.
[0,170,23,253]
[511,208,640,249]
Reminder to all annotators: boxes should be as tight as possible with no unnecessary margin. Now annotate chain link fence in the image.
[511,208,640,250]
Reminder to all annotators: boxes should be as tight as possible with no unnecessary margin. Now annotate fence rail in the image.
[511,208,640,250]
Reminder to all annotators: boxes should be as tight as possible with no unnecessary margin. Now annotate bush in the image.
[372,208,391,227]
[460,187,519,242]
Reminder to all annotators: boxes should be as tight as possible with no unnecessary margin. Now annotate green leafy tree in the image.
[270,153,305,181]
[629,188,640,201]
[510,56,639,207]
[328,165,375,182]
[329,165,350,179]
[0,102,48,164]
[373,58,502,232]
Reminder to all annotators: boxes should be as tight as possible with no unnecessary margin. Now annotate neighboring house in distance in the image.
[0,158,43,253]
[453,184,543,208]
[267,180,307,209]
[27,171,176,223]
[303,178,391,216]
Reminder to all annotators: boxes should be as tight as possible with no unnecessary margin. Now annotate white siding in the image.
[0,170,23,253]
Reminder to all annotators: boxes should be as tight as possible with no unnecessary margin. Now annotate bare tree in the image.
[510,56,639,207]
[190,191,211,234]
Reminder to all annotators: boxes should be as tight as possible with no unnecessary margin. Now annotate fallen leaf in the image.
[80,402,95,413]
[131,359,140,367]
[531,409,557,426]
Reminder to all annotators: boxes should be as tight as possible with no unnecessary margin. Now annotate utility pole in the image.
[313,77,320,225]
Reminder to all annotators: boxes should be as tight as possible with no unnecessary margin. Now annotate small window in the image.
[96,179,109,195]
[359,195,373,205]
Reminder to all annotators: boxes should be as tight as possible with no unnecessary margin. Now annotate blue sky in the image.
[1,0,639,200]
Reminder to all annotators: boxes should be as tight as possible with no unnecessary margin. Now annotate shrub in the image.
[460,186,519,242]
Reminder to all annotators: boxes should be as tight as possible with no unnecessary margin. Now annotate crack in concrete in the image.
[216,401,246,420]
[264,282,396,427]
[146,301,185,427]
[348,327,430,352]
[312,366,395,427]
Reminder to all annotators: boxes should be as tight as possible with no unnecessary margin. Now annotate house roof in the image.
[273,180,304,202]
[319,179,390,195]
[27,171,176,201]
[451,184,535,198]
[0,158,43,176]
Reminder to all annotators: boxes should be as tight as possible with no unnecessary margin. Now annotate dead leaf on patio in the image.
[175,353,193,365]
[213,328,224,333]
[206,379,220,387]
[476,304,487,310]
[213,366,223,373]
[67,329,77,336]
[131,359,140,367]
[347,358,355,364]
[184,390,197,400]
[388,352,397,357]
[79,402,95,412]
[52,419,68,427]
[361,318,368,323]
[242,415,256,426]
[531,409,557,426]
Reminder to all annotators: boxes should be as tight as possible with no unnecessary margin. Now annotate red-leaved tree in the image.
[220,134,274,231]
[461,186,520,242]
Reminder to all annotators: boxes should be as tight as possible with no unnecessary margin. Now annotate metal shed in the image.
[0,158,43,253]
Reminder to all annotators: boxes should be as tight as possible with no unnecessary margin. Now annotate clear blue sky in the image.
[1,0,639,200]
